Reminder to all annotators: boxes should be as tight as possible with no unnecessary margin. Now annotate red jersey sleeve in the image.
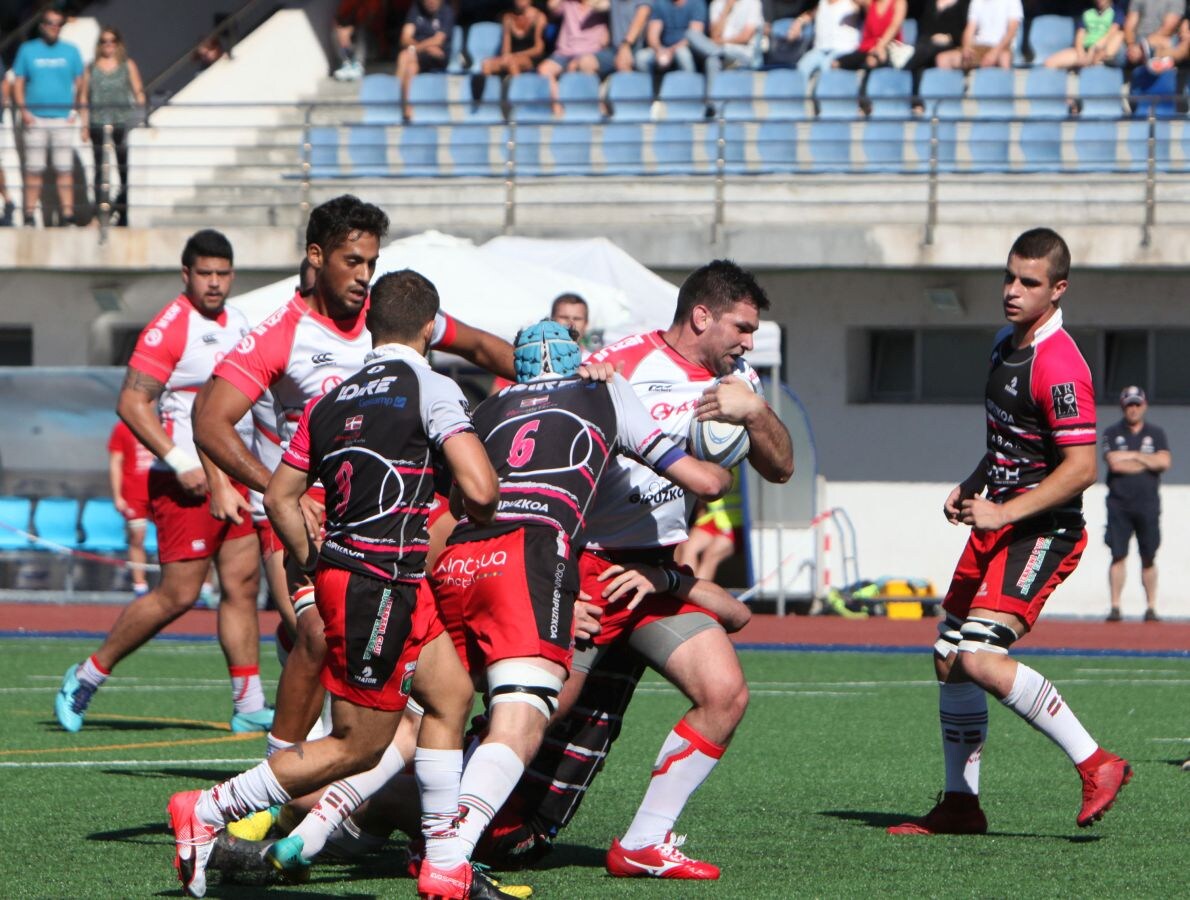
[431,311,459,350]
[128,297,189,384]
[1033,332,1097,446]
[281,397,321,471]
[213,299,300,403]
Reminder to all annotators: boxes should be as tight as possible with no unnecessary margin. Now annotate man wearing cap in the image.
[1103,385,1171,622]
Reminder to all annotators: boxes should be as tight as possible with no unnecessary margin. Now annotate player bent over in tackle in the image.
[167,271,508,899]
[889,228,1131,837]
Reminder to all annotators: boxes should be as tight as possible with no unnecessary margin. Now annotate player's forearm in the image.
[193,419,271,492]
[744,406,793,483]
[998,453,1096,524]
[675,571,751,632]
[116,391,174,461]
[265,491,316,571]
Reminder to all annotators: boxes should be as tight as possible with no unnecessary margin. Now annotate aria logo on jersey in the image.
[1051,382,1079,419]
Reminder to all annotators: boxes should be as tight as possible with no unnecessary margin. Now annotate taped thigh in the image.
[934,613,964,657]
[957,616,1019,655]
[488,659,564,720]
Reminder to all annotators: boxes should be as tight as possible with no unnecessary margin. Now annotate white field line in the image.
[0,684,276,694]
[0,757,261,769]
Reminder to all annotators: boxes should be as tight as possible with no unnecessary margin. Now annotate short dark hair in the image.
[550,293,588,316]
[181,229,233,268]
[298,257,314,294]
[366,270,440,342]
[306,194,389,255]
[1009,228,1070,284]
[674,259,769,324]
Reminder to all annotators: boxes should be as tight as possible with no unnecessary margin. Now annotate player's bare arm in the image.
[696,377,793,483]
[945,462,988,523]
[597,563,751,632]
[441,432,500,524]
[108,451,127,515]
[447,319,516,380]
[199,447,251,524]
[959,443,1097,531]
[264,461,319,572]
[192,377,273,493]
[118,368,207,497]
[661,455,732,501]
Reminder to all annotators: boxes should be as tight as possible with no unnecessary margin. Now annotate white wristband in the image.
[164,447,201,475]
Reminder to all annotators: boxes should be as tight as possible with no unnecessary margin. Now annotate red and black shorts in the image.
[579,548,705,646]
[943,514,1087,629]
[315,565,443,712]
[433,527,576,673]
[254,518,284,561]
[148,469,255,564]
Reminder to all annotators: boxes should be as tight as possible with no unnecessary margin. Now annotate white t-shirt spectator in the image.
[814,0,862,52]
[709,0,765,42]
[968,0,1023,46]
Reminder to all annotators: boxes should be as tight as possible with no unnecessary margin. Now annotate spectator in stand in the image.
[192,34,226,69]
[80,27,143,228]
[904,0,969,91]
[107,419,155,597]
[635,0,708,80]
[688,0,765,84]
[482,0,548,76]
[331,0,391,81]
[397,0,455,121]
[1044,0,1122,69]
[1122,0,1182,68]
[538,0,610,117]
[12,7,84,227]
[0,63,15,226]
[790,0,863,76]
[604,0,654,75]
[831,0,907,68]
[933,0,1021,70]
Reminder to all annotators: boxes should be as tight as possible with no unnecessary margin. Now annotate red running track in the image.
[3,604,1187,654]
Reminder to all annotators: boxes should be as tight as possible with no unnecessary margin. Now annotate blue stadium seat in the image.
[1126,118,1171,171]
[447,25,466,74]
[602,122,645,174]
[705,119,748,173]
[468,75,505,123]
[449,123,500,175]
[756,120,798,172]
[80,498,128,553]
[710,69,757,120]
[465,21,503,74]
[815,69,860,119]
[559,72,602,122]
[865,68,913,119]
[506,124,544,175]
[653,122,697,173]
[0,496,33,550]
[1078,66,1124,118]
[607,71,653,122]
[408,74,451,124]
[1019,120,1063,171]
[360,74,403,125]
[306,126,342,178]
[861,120,905,171]
[551,123,593,172]
[32,497,79,549]
[1129,67,1178,120]
[900,18,918,46]
[808,121,852,170]
[144,521,158,556]
[912,119,957,172]
[968,120,1010,171]
[761,69,808,121]
[659,71,706,122]
[1073,119,1118,170]
[399,124,441,176]
[1024,68,1069,119]
[347,125,390,176]
[918,68,964,120]
[969,68,1015,119]
[1028,15,1075,65]
[507,73,554,124]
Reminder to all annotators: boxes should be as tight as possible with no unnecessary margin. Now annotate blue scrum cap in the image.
[513,320,581,382]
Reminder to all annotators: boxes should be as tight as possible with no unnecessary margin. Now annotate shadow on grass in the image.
[52,718,224,733]
[87,821,165,846]
[819,810,1105,842]
[523,841,607,870]
[102,767,247,781]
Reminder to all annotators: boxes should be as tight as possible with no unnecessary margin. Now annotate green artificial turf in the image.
[1,638,1186,898]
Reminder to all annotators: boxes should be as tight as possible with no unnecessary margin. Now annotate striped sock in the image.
[416,747,467,868]
[455,742,525,858]
[940,681,987,795]
[1001,662,1097,765]
[77,655,110,690]
[229,665,265,714]
[197,760,291,828]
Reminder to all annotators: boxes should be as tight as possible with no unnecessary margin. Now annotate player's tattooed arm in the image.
[116,368,173,460]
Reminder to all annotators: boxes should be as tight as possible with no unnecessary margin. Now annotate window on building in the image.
[868,330,915,402]
[0,327,33,366]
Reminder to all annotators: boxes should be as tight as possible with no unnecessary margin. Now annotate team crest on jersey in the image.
[202,333,219,345]
[144,328,163,347]
[520,396,549,409]
[344,415,363,431]
[1051,382,1078,419]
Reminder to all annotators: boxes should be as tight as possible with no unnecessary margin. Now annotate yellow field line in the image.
[0,732,260,757]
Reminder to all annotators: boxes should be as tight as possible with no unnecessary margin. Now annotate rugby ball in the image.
[689,416,750,469]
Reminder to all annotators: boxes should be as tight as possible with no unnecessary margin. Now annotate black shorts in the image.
[1105,500,1160,563]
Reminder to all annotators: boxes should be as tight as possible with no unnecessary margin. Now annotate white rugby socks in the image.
[1001,662,1097,764]
[229,665,265,714]
[415,747,466,868]
[939,681,987,795]
[197,761,291,827]
[455,742,525,858]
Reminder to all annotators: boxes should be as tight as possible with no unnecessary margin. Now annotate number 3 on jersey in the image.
[507,420,540,468]
[334,460,353,515]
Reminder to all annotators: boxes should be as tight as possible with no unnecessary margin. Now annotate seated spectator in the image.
[688,0,765,82]
[537,0,610,117]
[1044,0,1122,70]
[904,0,969,85]
[605,0,654,75]
[761,0,816,66]
[832,0,907,68]
[791,0,863,76]
[396,0,456,120]
[331,0,392,81]
[934,0,1021,69]
[1122,0,1182,68]
[483,0,548,75]
[635,0,708,79]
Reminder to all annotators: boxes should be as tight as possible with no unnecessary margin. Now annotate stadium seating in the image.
[1027,15,1075,65]
[1129,67,1178,120]
[659,71,706,122]
[760,69,807,121]
[507,73,554,123]
[967,120,1010,171]
[32,497,80,549]
[1079,66,1124,118]
[710,69,757,120]
[809,120,853,170]
[399,124,441,176]
[862,120,906,171]
[607,71,653,122]
[469,75,505,123]
[756,120,798,172]
[447,25,467,74]
[449,123,502,176]
[551,123,594,172]
[465,21,503,74]
[360,74,402,125]
[970,68,1015,119]
[559,72,602,122]
[865,68,913,119]
[900,17,917,46]
[144,521,158,556]
[1126,119,1171,171]
[1073,118,1118,170]
[407,74,452,124]
[602,122,645,174]
[0,496,33,550]
[1019,120,1063,171]
[1024,68,1069,119]
[347,125,390,176]
[815,69,860,119]
[306,126,342,178]
[918,68,964,119]
[79,498,128,553]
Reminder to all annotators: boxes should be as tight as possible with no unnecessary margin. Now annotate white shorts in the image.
[24,115,76,171]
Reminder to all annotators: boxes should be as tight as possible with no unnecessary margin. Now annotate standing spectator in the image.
[107,419,154,597]
[1122,0,1182,67]
[0,60,16,226]
[80,27,143,228]
[832,0,907,69]
[1103,386,1170,623]
[482,0,548,76]
[550,292,593,345]
[791,0,863,77]
[1044,0,1123,70]
[12,7,84,227]
[635,0,708,80]
[537,0,610,118]
[604,0,654,75]
[396,0,456,121]
[688,0,765,84]
[934,0,1022,69]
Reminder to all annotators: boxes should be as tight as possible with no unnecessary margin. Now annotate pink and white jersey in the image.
[582,330,762,549]
[213,290,460,462]
[248,390,283,523]
[128,294,252,472]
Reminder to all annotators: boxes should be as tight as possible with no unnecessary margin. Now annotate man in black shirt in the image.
[1102,385,1171,622]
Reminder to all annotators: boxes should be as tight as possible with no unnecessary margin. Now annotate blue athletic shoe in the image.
[54,663,96,732]
[229,706,275,733]
[265,834,311,882]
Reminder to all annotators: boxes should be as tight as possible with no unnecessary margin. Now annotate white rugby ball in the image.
[689,416,750,469]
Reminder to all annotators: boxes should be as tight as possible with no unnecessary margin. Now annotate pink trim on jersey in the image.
[436,312,458,348]
[591,331,715,382]
[128,295,193,383]
[338,535,430,554]
[1030,326,1096,447]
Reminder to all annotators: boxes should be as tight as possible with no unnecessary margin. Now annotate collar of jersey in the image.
[180,293,228,327]
[364,342,429,367]
[293,290,368,340]
[1030,307,1063,346]
[648,330,717,380]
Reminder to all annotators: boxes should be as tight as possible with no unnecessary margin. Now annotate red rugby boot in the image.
[1076,750,1132,827]
[887,791,988,835]
[606,832,720,879]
